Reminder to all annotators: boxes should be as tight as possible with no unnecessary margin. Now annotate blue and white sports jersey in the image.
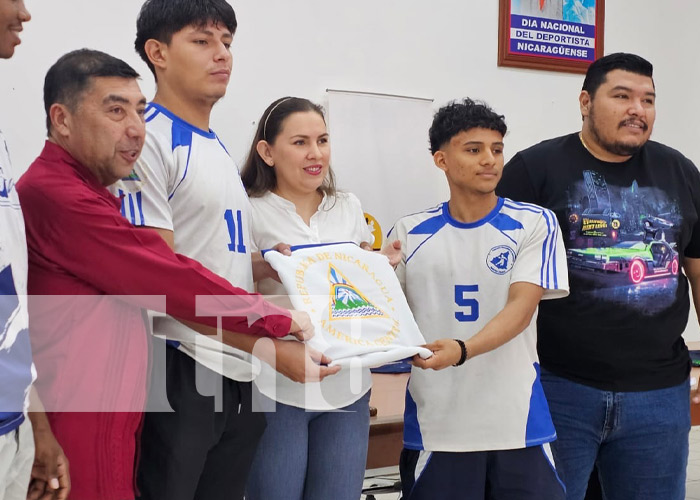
[110,103,256,381]
[0,130,34,434]
[388,197,568,452]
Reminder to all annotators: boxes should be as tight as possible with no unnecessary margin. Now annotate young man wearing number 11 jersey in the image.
[385,99,569,500]
[108,1,342,499]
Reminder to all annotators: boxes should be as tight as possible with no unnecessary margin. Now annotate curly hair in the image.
[429,98,507,154]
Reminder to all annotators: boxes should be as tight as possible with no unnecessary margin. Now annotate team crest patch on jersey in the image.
[113,168,148,196]
[119,169,147,192]
[487,245,516,275]
[121,170,141,182]
[328,264,387,321]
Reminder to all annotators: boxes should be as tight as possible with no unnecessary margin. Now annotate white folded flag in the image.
[263,242,431,368]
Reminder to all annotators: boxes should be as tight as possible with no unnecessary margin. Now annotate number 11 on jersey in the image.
[224,209,247,253]
[455,284,479,322]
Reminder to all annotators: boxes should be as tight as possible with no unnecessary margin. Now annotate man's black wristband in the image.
[453,339,467,367]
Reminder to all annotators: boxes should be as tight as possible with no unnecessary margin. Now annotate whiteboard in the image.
[327,90,449,248]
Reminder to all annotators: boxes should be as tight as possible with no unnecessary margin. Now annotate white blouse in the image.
[250,191,373,410]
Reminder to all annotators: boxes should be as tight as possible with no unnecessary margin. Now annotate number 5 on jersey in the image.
[224,209,247,253]
[455,284,479,322]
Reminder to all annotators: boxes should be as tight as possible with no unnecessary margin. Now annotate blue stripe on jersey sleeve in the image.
[503,199,542,214]
[540,209,559,289]
[168,124,194,201]
[128,193,137,225]
[0,329,32,416]
[136,191,145,226]
[171,122,193,152]
[547,211,559,289]
[503,200,559,289]
[408,213,448,235]
[0,266,33,421]
[403,384,424,450]
[489,212,524,232]
[405,213,449,263]
[144,105,160,123]
[0,265,19,341]
[488,213,524,245]
[118,189,126,218]
[540,212,552,288]
[525,363,557,446]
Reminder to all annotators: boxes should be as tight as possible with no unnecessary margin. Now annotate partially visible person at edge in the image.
[0,1,70,499]
[497,52,700,500]
[18,48,333,500]
[241,96,400,500]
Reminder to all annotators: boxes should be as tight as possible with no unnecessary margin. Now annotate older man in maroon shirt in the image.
[17,49,339,500]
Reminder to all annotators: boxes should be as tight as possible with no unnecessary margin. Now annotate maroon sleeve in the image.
[19,178,291,338]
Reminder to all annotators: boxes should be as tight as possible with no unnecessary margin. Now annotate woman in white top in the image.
[242,97,378,500]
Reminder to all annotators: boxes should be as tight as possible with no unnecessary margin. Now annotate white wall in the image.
[4,1,698,171]
[2,0,698,338]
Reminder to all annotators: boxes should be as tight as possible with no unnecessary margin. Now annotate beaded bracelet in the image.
[452,339,467,367]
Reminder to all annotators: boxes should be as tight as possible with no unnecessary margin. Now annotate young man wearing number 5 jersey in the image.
[109,1,339,499]
[385,99,569,500]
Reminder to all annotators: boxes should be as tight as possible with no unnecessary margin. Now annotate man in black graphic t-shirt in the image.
[498,53,700,500]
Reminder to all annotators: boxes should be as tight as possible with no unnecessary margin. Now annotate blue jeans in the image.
[246,391,370,500]
[541,369,690,500]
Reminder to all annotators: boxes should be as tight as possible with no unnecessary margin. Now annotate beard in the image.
[588,105,650,157]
